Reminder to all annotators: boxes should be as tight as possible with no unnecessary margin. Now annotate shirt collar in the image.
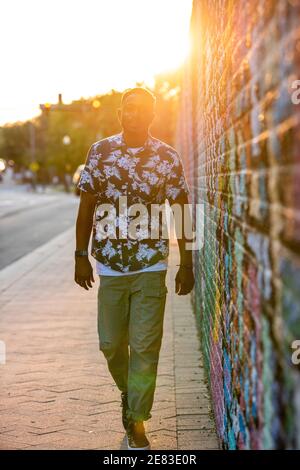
[117,131,157,155]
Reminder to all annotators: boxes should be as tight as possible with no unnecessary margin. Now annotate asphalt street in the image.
[0,186,79,270]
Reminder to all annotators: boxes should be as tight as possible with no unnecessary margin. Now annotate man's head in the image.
[118,87,156,135]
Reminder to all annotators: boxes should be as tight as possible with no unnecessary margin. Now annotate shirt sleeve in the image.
[76,144,101,196]
[165,151,190,204]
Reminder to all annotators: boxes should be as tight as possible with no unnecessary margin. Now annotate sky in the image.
[0,0,193,126]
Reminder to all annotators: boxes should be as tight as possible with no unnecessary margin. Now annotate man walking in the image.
[74,87,194,450]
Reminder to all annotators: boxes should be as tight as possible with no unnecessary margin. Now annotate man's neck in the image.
[122,130,149,148]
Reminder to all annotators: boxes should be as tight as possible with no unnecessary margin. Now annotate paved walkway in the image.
[0,228,219,450]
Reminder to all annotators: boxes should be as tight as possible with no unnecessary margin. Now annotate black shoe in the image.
[126,420,150,450]
[120,392,129,430]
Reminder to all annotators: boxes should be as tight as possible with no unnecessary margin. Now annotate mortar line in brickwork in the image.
[198,235,274,284]
[200,22,300,109]
[201,258,295,311]
[193,162,300,180]
[212,65,298,129]
[198,270,262,319]
[200,222,274,268]
[195,110,297,162]
[194,196,297,249]
[205,66,296,115]
[197,252,288,310]
[193,191,286,213]
[197,106,299,162]
[204,8,272,67]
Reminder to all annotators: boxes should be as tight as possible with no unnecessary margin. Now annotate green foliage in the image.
[0,74,182,175]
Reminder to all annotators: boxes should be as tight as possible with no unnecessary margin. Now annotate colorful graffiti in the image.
[177,0,300,449]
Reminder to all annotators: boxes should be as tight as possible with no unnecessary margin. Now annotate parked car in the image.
[72,164,85,196]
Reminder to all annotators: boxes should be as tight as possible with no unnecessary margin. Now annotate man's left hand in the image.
[175,266,195,295]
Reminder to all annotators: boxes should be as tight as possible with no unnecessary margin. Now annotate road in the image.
[0,185,79,270]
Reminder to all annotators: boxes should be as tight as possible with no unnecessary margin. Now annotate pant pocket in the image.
[140,271,168,297]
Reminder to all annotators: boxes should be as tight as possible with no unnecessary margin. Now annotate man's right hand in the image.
[74,257,95,290]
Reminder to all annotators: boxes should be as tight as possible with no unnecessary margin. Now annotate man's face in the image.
[118,93,155,134]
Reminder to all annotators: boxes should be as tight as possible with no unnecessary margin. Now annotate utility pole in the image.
[29,121,36,163]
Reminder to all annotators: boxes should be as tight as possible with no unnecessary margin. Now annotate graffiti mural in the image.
[177,0,300,449]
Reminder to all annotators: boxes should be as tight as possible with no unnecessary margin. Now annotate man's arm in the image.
[171,193,195,295]
[74,191,97,290]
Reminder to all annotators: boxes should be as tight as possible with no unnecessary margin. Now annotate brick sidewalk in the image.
[0,228,219,450]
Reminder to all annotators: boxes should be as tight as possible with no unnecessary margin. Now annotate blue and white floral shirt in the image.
[77,131,190,273]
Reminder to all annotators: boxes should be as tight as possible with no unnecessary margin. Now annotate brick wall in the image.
[177,0,300,449]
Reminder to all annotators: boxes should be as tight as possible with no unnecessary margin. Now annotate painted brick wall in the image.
[177,0,300,449]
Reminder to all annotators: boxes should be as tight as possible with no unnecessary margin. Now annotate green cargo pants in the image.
[97,270,168,422]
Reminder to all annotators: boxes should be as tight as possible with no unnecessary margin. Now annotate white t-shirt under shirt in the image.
[96,146,168,276]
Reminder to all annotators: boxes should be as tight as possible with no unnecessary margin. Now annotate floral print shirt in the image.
[77,131,190,273]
